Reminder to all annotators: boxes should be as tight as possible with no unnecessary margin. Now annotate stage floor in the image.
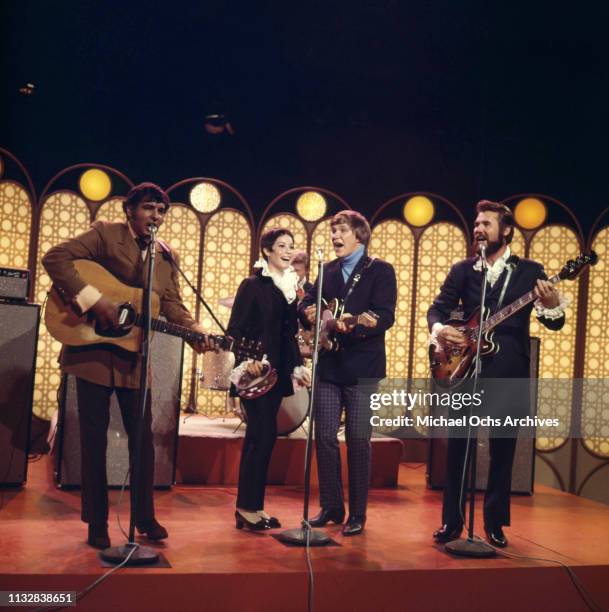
[1,457,608,612]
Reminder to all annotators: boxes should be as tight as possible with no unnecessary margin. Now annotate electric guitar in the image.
[319,297,379,352]
[44,259,263,361]
[429,252,597,388]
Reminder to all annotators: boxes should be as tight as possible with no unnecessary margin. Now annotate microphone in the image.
[476,236,488,268]
[316,248,323,261]
[147,223,158,235]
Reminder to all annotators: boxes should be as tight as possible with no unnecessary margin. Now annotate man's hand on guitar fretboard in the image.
[190,322,221,353]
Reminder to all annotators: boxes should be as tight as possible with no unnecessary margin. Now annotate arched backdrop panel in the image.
[33,192,92,419]
[94,198,125,222]
[583,226,609,458]
[369,221,415,379]
[197,209,252,415]
[529,225,581,452]
[0,181,33,270]
[412,223,468,378]
[311,219,336,281]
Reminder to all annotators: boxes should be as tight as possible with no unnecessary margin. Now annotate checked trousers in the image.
[314,380,372,517]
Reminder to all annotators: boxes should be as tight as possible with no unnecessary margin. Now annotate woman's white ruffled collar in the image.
[253,258,298,304]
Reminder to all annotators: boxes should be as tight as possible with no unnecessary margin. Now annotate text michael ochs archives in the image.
[367,389,561,429]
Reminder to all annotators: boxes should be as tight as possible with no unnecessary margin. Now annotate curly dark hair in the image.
[122,182,170,215]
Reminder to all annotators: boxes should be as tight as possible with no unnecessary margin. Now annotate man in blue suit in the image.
[300,211,397,536]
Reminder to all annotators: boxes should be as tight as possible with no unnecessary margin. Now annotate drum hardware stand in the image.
[444,239,496,558]
[100,224,161,566]
[183,366,203,420]
[278,249,333,547]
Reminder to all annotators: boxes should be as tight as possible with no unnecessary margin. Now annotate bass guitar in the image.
[45,259,263,362]
[429,252,597,388]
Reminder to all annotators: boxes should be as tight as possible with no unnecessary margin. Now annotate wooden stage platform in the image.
[1,455,608,611]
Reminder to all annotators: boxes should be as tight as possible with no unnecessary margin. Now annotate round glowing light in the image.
[403,196,435,227]
[514,198,547,229]
[296,191,327,222]
[79,168,111,201]
[190,182,221,213]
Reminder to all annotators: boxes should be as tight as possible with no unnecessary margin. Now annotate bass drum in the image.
[277,385,310,436]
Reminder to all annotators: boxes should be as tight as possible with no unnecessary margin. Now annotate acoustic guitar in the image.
[45,259,263,361]
[429,252,597,389]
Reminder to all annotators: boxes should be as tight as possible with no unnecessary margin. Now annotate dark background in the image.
[1,1,607,232]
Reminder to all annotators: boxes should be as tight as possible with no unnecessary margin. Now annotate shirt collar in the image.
[253,258,298,304]
[473,246,511,272]
[341,244,365,268]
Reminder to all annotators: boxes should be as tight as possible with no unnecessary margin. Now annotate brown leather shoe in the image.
[136,519,168,541]
[87,523,110,549]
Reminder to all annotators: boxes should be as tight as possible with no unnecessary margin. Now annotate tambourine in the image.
[235,362,278,400]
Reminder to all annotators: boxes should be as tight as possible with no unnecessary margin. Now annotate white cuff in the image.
[229,356,269,385]
[74,285,103,313]
[534,293,570,320]
[292,365,311,387]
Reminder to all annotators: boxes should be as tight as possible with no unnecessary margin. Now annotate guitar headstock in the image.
[558,251,598,281]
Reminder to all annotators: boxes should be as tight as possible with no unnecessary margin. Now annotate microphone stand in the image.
[445,242,496,557]
[278,249,331,546]
[101,224,160,565]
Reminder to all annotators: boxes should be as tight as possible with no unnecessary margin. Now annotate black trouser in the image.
[442,435,518,529]
[236,385,283,511]
[75,377,155,526]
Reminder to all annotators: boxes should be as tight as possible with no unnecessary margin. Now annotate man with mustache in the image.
[428,200,566,547]
[299,211,397,536]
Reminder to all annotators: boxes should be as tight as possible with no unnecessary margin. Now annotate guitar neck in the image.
[481,273,561,333]
[135,313,223,347]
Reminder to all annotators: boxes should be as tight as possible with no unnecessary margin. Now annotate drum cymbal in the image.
[218,296,235,308]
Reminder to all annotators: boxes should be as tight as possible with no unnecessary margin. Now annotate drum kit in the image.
[192,295,312,436]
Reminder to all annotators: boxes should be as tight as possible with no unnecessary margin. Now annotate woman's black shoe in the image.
[235,510,270,531]
[265,516,281,528]
[308,507,346,527]
[433,524,463,543]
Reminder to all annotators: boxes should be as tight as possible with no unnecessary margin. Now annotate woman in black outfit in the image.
[227,228,310,530]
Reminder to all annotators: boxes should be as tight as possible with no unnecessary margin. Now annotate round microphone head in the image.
[147,223,158,234]
[476,237,487,255]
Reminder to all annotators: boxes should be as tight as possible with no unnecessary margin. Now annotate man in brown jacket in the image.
[43,182,214,549]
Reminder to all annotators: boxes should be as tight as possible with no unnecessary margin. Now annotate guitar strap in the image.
[494,256,519,313]
[339,256,375,315]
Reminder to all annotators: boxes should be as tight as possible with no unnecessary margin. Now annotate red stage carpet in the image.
[0,457,607,612]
